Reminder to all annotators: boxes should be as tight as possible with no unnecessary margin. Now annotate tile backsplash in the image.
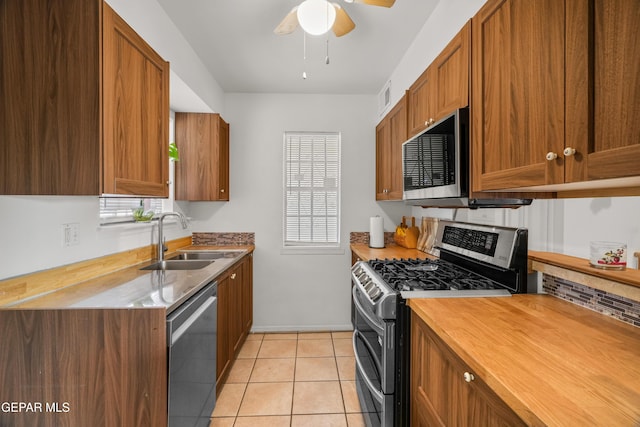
[543,274,640,327]
[350,232,395,246]
[192,232,255,246]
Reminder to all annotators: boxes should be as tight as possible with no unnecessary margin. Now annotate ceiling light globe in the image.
[297,0,336,36]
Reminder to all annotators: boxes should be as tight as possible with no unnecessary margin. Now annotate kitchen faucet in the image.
[157,212,189,261]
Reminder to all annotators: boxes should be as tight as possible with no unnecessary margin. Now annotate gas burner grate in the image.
[368,258,501,292]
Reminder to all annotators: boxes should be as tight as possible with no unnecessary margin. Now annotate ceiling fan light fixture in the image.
[297,0,336,35]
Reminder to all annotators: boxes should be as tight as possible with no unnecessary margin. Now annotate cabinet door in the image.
[375,95,407,201]
[408,66,437,136]
[471,0,565,191]
[102,3,169,197]
[0,0,101,195]
[565,0,640,183]
[375,117,391,200]
[218,118,230,200]
[229,265,244,355]
[216,275,230,386]
[434,21,470,118]
[175,113,230,201]
[388,95,408,200]
[411,312,526,427]
[241,255,253,333]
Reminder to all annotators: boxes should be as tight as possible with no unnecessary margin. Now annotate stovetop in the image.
[367,258,503,292]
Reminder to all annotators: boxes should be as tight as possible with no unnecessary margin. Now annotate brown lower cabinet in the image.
[411,311,525,427]
[0,308,167,427]
[216,254,254,391]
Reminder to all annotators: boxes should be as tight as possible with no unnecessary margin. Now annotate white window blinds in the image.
[99,198,164,224]
[284,132,341,246]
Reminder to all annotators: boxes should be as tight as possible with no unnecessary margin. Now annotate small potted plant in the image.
[132,200,155,222]
[169,142,179,162]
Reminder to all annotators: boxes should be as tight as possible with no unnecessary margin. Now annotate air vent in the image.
[378,80,391,116]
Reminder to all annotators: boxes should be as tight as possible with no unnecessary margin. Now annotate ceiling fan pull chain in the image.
[326,37,330,65]
[325,0,330,64]
[302,31,308,79]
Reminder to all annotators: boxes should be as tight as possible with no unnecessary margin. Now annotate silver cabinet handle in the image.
[545,152,558,161]
[231,273,237,279]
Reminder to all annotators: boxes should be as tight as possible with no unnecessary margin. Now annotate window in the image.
[283,131,341,247]
[99,197,164,224]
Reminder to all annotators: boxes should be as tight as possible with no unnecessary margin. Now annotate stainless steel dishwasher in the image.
[167,281,217,427]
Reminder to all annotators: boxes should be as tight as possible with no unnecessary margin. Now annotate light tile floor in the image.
[210,331,366,427]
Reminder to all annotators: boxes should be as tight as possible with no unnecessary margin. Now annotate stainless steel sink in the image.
[167,250,244,261]
[140,259,214,271]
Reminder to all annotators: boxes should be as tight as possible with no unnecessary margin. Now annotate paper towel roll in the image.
[369,216,384,248]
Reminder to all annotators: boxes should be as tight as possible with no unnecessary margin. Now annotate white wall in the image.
[0,195,193,280]
[188,93,411,331]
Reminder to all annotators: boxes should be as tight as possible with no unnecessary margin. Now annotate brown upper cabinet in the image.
[471,0,640,194]
[408,21,470,137]
[0,0,169,197]
[376,94,408,200]
[175,113,230,201]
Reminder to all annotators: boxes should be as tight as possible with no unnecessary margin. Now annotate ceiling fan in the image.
[274,0,396,37]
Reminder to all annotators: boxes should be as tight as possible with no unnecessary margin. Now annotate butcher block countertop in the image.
[409,295,640,426]
[350,243,435,261]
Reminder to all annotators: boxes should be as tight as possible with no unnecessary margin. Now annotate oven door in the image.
[352,286,395,427]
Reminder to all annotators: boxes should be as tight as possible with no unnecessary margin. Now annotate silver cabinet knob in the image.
[463,372,475,383]
[563,147,576,157]
[220,189,225,193]
[545,152,558,161]
[230,273,237,280]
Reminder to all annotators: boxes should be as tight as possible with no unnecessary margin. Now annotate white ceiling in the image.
[157,0,440,95]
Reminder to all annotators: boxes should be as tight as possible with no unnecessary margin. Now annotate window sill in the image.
[280,246,345,255]
[97,217,184,230]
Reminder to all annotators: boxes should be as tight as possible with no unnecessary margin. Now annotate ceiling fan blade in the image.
[332,4,355,37]
[274,7,299,35]
[351,0,395,7]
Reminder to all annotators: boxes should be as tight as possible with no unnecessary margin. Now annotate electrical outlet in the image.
[62,223,79,247]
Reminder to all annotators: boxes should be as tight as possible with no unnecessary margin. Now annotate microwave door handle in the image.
[351,285,385,336]
[352,330,384,403]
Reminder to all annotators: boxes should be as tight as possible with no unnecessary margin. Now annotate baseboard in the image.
[250,323,353,333]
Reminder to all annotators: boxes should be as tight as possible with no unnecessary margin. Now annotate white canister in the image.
[369,216,384,248]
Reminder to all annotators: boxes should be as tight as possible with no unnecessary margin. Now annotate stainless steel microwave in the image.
[402,108,467,201]
[402,108,531,208]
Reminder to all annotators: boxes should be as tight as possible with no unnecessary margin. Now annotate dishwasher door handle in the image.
[171,296,216,346]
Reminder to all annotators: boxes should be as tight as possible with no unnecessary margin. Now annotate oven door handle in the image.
[352,285,385,336]
[352,330,384,403]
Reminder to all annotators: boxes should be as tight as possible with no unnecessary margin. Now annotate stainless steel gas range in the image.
[350,220,528,427]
